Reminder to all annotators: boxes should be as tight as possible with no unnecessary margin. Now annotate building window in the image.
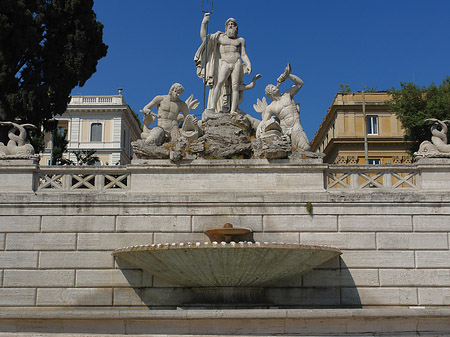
[367,115,378,135]
[57,127,67,138]
[368,159,381,165]
[127,132,130,154]
[122,129,127,148]
[90,123,102,142]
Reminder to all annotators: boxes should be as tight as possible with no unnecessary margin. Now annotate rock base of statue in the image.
[132,111,320,161]
[201,108,223,121]
[191,112,253,159]
[132,138,193,161]
[289,150,326,160]
[251,135,291,159]
[133,112,255,160]
[132,140,171,159]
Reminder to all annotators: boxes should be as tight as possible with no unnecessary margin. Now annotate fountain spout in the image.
[204,223,253,243]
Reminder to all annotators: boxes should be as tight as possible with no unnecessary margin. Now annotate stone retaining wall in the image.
[0,158,449,308]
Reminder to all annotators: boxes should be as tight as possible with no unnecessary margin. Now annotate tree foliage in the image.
[362,84,379,92]
[0,0,107,127]
[52,128,69,165]
[55,149,100,166]
[388,77,450,153]
[338,83,351,93]
[72,149,100,165]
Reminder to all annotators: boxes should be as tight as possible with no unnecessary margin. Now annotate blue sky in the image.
[72,0,450,141]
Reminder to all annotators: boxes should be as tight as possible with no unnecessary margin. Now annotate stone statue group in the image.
[135,14,311,160]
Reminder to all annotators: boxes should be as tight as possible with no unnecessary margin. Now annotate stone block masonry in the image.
[0,216,40,232]
[0,193,449,309]
[6,233,76,250]
[42,215,115,232]
[3,270,75,288]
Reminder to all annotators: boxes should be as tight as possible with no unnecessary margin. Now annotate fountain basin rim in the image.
[113,242,342,255]
[112,241,342,288]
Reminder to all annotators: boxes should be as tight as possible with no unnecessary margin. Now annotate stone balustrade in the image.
[68,95,125,105]
[0,157,448,193]
[325,164,419,190]
[38,166,130,192]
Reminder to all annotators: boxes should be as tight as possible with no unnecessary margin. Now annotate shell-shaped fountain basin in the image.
[113,242,341,287]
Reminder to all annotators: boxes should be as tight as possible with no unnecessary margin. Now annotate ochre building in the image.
[311,92,412,165]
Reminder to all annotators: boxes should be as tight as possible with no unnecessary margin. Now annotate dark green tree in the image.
[52,128,69,164]
[72,149,100,165]
[388,77,450,153]
[131,109,143,131]
[0,0,107,127]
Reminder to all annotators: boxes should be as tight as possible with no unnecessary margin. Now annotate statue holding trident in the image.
[195,12,252,118]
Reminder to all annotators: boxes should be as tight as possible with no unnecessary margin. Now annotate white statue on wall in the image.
[140,83,200,145]
[195,13,252,116]
[0,121,36,156]
[254,63,310,152]
[416,118,450,155]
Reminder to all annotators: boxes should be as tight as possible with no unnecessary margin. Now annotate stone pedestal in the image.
[129,158,326,193]
[0,156,39,192]
[416,157,450,190]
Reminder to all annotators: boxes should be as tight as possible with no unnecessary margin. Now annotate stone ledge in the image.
[0,307,448,320]
[0,308,449,336]
[3,191,450,204]
[130,158,325,168]
[0,156,39,167]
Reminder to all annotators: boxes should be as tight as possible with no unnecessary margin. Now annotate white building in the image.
[40,90,142,165]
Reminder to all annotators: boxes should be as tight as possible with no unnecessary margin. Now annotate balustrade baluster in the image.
[383,172,393,189]
[350,171,360,189]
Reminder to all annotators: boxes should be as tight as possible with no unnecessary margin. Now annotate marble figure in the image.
[254,63,310,152]
[140,83,200,145]
[0,121,36,156]
[195,13,252,116]
[416,118,450,156]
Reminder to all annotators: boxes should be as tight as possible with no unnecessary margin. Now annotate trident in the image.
[202,0,213,14]
[202,0,213,111]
